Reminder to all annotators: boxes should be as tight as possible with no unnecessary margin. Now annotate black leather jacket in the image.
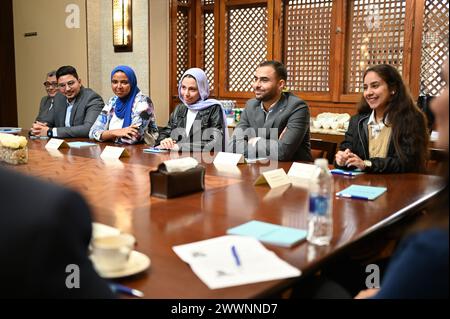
[336,113,424,173]
[156,103,225,151]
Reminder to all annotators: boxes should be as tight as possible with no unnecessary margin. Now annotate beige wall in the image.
[87,0,169,126]
[87,0,149,104]
[149,0,170,125]
[13,0,88,128]
[13,0,170,128]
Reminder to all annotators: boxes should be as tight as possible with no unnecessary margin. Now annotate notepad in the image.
[67,141,97,148]
[336,184,387,200]
[227,220,307,247]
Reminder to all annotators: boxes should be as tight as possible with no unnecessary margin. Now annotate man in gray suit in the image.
[31,65,104,138]
[228,61,312,161]
[35,70,58,122]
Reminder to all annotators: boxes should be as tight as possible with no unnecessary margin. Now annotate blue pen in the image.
[332,171,353,176]
[337,193,369,200]
[231,245,241,266]
[109,283,144,298]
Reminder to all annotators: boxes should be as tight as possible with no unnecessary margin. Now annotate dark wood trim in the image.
[0,0,18,126]
[409,0,426,99]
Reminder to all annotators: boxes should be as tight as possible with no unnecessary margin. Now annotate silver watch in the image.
[363,160,372,170]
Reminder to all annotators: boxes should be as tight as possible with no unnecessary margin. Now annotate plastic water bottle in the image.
[307,158,333,246]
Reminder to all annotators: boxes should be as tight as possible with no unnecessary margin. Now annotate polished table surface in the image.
[4,137,446,298]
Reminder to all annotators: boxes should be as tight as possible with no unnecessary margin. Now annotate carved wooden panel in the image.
[284,0,333,92]
[346,0,406,93]
[420,0,449,96]
[201,10,216,91]
[176,7,190,83]
[226,5,268,92]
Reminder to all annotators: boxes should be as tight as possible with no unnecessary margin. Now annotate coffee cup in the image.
[91,233,135,272]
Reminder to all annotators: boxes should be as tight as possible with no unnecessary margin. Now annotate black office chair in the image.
[310,138,338,164]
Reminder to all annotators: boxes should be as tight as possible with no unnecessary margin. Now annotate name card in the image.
[100,146,130,160]
[254,168,291,189]
[287,162,320,188]
[287,162,320,180]
[213,152,245,166]
[45,138,69,150]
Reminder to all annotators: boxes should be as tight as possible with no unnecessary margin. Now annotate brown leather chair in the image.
[310,138,338,164]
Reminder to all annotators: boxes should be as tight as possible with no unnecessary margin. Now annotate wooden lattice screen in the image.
[346,0,406,93]
[176,3,190,84]
[201,3,216,92]
[284,0,333,92]
[226,5,268,92]
[420,0,449,96]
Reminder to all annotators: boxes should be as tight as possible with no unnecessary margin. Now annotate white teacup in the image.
[91,234,135,272]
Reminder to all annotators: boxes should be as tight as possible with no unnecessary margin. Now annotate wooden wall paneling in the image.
[170,0,448,115]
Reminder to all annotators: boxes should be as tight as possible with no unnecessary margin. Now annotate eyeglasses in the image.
[43,81,58,88]
[58,80,77,89]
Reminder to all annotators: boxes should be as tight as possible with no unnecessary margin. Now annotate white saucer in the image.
[91,251,151,279]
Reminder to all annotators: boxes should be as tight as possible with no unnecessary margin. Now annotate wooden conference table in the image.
[5,137,446,298]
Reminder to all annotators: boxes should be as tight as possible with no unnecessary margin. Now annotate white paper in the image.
[173,235,301,289]
[213,152,244,166]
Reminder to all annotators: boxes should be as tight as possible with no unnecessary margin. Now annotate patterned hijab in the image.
[111,65,140,128]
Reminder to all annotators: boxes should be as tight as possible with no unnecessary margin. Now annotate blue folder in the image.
[227,220,307,247]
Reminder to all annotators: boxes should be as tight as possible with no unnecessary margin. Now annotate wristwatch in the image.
[47,128,53,138]
[363,160,372,170]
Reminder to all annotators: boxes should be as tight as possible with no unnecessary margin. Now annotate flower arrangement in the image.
[0,133,28,164]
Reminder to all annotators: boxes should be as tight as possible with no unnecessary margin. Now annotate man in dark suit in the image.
[0,166,114,298]
[228,60,312,161]
[35,70,58,122]
[31,65,104,138]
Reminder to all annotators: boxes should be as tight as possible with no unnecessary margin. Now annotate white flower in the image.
[0,133,27,149]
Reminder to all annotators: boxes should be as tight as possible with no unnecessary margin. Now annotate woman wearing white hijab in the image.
[156,68,227,151]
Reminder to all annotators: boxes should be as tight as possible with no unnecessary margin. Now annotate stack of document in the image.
[173,235,301,289]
